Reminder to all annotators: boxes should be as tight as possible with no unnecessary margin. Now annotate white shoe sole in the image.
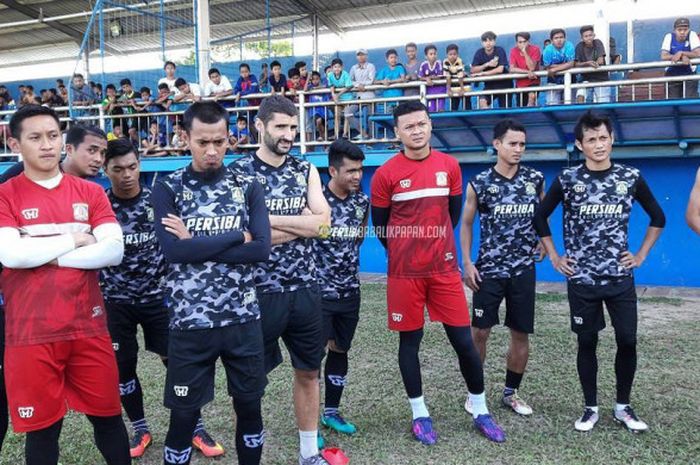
[613,416,648,433]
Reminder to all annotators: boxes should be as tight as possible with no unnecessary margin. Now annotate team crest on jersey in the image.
[243,290,256,306]
[435,171,448,187]
[573,183,587,193]
[73,203,89,221]
[295,173,307,186]
[615,181,628,195]
[182,189,194,201]
[256,174,267,185]
[487,185,500,194]
[21,208,39,220]
[231,187,245,204]
[525,182,536,195]
[146,207,155,222]
[355,206,365,219]
[400,179,411,189]
[18,407,34,419]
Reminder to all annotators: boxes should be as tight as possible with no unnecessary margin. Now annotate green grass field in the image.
[1,283,698,464]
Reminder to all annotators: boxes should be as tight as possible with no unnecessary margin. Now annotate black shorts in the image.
[164,321,266,410]
[106,301,169,363]
[322,292,361,352]
[566,276,637,335]
[472,266,536,334]
[258,286,324,374]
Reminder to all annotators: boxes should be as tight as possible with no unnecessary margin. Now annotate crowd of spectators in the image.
[1,17,698,149]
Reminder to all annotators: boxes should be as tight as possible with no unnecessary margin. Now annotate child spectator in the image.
[510,31,542,107]
[173,77,203,103]
[229,116,251,153]
[543,28,575,105]
[154,82,173,111]
[259,63,270,93]
[419,44,445,112]
[118,78,138,129]
[322,65,332,87]
[101,83,123,132]
[376,48,406,112]
[295,61,310,89]
[268,60,288,95]
[471,31,512,109]
[327,57,355,139]
[443,43,468,110]
[404,42,421,96]
[286,67,304,102]
[158,61,178,93]
[306,71,331,141]
[170,122,189,153]
[234,63,261,106]
[141,120,168,157]
[204,67,234,102]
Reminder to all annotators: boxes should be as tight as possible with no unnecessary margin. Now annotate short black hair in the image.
[56,79,64,85]
[157,83,170,91]
[270,60,282,69]
[239,63,250,71]
[515,31,531,41]
[174,78,187,88]
[550,28,566,39]
[236,115,247,123]
[182,101,229,133]
[66,124,107,147]
[208,67,220,76]
[481,31,497,41]
[311,71,321,78]
[105,138,138,165]
[73,73,84,79]
[288,67,301,79]
[574,110,613,142]
[324,65,332,72]
[493,119,527,140]
[405,42,417,50]
[580,25,594,36]
[257,95,298,125]
[164,61,176,69]
[26,85,34,91]
[328,139,365,170]
[294,61,307,69]
[140,86,151,94]
[9,104,60,139]
[385,48,398,58]
[424,44,437,54]
[120,78,132,87]
[393,100,429,127]
[331,58,343,67]
[95,83,102,90]
[106,84,117,91]
[446,43,459,53]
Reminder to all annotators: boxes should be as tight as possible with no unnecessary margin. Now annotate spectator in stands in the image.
[101,84,123,133]
[229,115,251,153]
[154,82,173,112]
[510,31,542,107]
[404,42,421,97]
[119,78,138,131]
[70,73,95,115]
[350,48,376,140]
[47,88,64,107]
[376,48,406,113]
[327,57,354,139]
[170,122,188,152]
[56,79,64,88]
[443,43,468,110]
[471,31,512,109]
[158,61,178,94]
[20,85,37,107]
[268,60,288,95]
[542,28,575,105]
[234,63,261,107]
[295,61,309,89]
[93,83,103,102]
[39,89,50,106]
[17,85,26,99]
[259,63,270,93]
[575,25,610,103]
[419,44,446,112]
[58,84,69,104]
[541,39,552,66]
[287,67,304,102]
[306,71,331,141]
[108,124,124,141]
[128,126,140,151]
[141,120,168,157]
[204,67,234,102]
[174,77,203,103]
[660,17,700,99]
[322,65,332,87]
[609,37,622,64]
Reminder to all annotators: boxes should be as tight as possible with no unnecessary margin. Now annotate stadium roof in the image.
[0,0,573,68]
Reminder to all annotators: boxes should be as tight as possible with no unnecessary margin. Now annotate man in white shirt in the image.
[173,78,202,103]
[204,68,233,101]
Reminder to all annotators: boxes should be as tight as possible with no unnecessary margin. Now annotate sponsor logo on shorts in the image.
[435,171,448,186]
[328,375,347,387]
[18,407,34,419]
[72,203,89,222]
[400,179,411,189]
[119,380,137,396]
[164,446,192,464]
[243,430,266,448]
[573,316,583,325]
[573,183,586,193]
[21,208,39,220]
[474,308,484,318]
[112,343,120,351]
[391,313,403,322]
[173,385,189,397]
[92,306,103,317]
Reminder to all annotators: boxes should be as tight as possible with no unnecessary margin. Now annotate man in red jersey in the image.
[370,100,506,445]
[0,105,130,465]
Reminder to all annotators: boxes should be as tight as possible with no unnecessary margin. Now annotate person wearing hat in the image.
[660,17,700,99]
[348,49,376,140]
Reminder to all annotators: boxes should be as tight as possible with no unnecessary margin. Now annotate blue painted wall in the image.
[353,156,700,288]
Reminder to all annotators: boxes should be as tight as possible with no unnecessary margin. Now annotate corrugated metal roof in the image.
[0,0,575,68]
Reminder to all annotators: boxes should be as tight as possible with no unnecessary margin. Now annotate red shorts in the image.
[5,335,121,432]
[387,272,471,331]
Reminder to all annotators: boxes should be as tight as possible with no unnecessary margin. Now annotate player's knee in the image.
[233,397,262,421]
[327,340,345,354]
[294,368,320,384]
[117,357,138,382]
[615,332,637,351]
[510,329,529,347]
[577,331,599,351]
[472,327,491,344]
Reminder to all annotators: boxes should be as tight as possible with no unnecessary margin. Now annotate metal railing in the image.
[1,58,699,159]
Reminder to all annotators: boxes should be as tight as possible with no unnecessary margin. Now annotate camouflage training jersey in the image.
[152,164,269,330]
[101,186,166,305]
[534,163,665,285]
[470,165,544,278]
[229,153,316,294]
[314,184,369,299]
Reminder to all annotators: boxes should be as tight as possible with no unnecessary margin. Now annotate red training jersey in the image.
[509,45,542,88]
[371,150,462,278]
[0,174,116,346]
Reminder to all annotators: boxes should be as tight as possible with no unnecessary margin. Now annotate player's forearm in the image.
[540,236,560,260]
[57,223,124,269]
[687,205,700,234]
[0,229,75,268]
[270,212,330,238]
[460,226,474,266]
[271,228,299,245]
[634,226,663,262]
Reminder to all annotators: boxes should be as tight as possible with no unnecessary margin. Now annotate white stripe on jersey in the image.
[391,187,450,202]
[20,222,91,237]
